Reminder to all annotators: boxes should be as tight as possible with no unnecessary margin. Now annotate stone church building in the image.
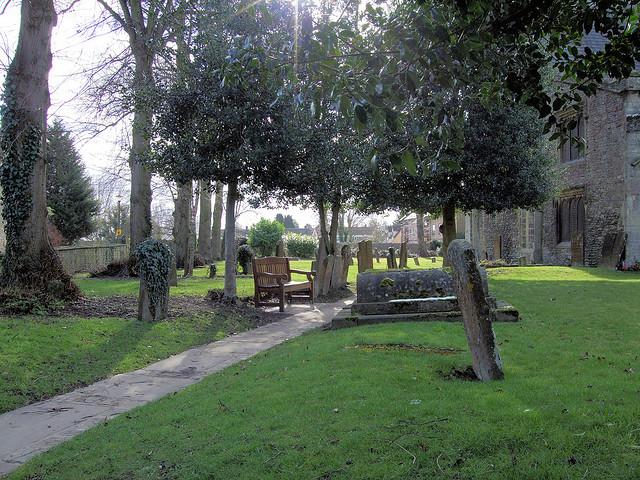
[465,74,640,268]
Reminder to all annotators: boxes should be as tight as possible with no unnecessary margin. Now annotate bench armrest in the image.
[289,269,315,281]
[254,271,288,286]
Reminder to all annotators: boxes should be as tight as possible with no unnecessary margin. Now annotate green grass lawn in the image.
[0,311,262,414]
[8,267,640,479]
[74,257,443,297]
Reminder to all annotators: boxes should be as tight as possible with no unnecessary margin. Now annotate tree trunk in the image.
[128,49,154,252]
[184,182,199,277]
[442,202,457,267]
[211,182,224,260]
[416,212,427,257]
[172,181,191,268]
[0,0,77,297]
[197,180,212,261]
[314,200,341,296]
[223,180,238,300]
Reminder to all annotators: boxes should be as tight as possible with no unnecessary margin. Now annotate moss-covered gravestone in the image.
[447,239,504,381]
[133,239,172,322]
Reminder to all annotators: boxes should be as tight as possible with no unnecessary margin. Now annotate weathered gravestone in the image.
[168,257,178,287]
[134,239,172,322]
[600,231,626,268]
[447,239,504,381]
[208,263,217,278]
[387,247,398,269]
[357,240,374,273]
[571,232,584,266]
[398,242,408,268]
[331,266,518,328]
[341,245,352,286]
[413,256,420,266]
[275,239,286,257]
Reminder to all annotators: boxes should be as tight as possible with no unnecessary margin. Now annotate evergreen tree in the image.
[46,120,99,244]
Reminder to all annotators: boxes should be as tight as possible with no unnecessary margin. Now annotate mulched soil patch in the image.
[316,287,354,303]
[438,366,479,381]
[348,343,463,355]
[60,295,288,326]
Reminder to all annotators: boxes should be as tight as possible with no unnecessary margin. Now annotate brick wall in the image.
[470,85,633,267]
[542,87,627,266]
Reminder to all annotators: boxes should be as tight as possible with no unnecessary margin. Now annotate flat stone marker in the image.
[447,239,504,381]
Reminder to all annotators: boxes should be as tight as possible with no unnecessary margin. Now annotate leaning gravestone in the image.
[340,245,351,286]
[398,242,408,268]
[134,239,172,322]
[447,239,504,381]
[413,256,420,266]
[600,231,626,268]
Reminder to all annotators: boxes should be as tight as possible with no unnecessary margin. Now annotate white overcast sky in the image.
[0,2,394,229]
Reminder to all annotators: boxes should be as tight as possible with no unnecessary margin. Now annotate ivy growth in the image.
[0,81,41,273]
[133,238,173,320]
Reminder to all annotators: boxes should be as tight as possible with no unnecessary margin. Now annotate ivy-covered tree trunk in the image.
[211,182,224,260]
[0,0,77,298]
[197,180,212,261]
[442,202,457,267]
[172,181,191,268]
[416,212,427,257]
[223,181,238,300]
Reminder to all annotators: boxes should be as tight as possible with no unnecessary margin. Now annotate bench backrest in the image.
[253,257,291,287]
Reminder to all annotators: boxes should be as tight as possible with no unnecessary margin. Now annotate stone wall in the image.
[469,82,638,267]
[544,86,627,266]
[622,78,640,265]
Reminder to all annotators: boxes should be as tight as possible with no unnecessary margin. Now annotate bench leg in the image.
[279,289,285,312]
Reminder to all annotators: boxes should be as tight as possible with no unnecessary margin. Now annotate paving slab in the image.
[0,298,351,476]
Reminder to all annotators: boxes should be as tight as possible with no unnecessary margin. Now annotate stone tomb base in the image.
[331,269,519,329]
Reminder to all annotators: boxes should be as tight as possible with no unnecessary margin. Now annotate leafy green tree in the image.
[150,0,296,300]
[360,101,554,263]
[257,114,368,294]
[284,232,317,259]
[46,120,99,244]
[283,1,640,170]
[248,218,284,257]
[275,213,298,229]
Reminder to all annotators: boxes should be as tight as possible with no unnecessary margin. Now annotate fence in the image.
[56,244,129,274]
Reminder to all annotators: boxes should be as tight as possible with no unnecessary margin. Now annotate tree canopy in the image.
[46,120,99,244]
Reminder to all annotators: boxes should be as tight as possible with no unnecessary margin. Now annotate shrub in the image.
[237,244,254,275]
[284,232,317,258]
[193,253,206,267]
[248,218,284,257]
[428,239,442,250]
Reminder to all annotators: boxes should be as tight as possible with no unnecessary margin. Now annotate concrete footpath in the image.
[0,299,350,476]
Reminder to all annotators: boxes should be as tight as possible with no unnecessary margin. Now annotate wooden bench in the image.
[252,257,314,312]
